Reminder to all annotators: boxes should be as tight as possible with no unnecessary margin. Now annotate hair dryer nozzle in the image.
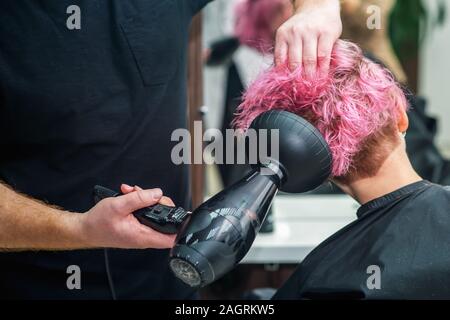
[250,110,332,193]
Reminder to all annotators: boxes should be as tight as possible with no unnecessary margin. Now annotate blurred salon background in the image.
[186,0,450,299]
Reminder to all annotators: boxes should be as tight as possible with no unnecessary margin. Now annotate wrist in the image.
[292,0,340,13]
[59,210,95,249]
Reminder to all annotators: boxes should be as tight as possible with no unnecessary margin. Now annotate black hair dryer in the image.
[169,110,332,288]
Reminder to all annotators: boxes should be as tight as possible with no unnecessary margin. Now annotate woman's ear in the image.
[397,108,409,134]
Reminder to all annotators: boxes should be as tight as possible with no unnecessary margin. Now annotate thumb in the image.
[111,188,163,215]
[120,183,134,194]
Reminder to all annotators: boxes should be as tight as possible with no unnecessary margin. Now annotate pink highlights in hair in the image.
[233,40,408,177]
[234,0,289,53]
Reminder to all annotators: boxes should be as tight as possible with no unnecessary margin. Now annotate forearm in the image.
[0,183,89,251]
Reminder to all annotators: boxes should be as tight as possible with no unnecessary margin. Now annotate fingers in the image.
[302,35,318,77]
[119,184,175,208]
[159,196,175,207]
[276,26,321,75]
[317,34,334,77]
[111,188,163,215]
[282,32,335,77]
[288,36,302,72]
[274,31,288,66]
[273,0,342,75]
[86,185,177,250]
[121,184,143,194]
[135,226,176,249]
[120,184,134,194]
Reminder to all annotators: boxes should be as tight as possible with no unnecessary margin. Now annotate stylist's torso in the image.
[0,0,211,299]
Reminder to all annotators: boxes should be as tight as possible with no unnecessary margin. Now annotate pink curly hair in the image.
[233,40,408,178]
[234,0,289,53]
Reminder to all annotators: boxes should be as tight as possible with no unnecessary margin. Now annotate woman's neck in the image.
[336,145,422,205]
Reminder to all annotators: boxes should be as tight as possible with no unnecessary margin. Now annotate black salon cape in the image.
[274,181,450,299]
[0,0,212,299]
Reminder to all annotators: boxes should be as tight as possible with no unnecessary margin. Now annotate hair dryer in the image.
[169,110,332,288]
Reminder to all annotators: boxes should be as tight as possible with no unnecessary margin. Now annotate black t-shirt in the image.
[274,181,450,299]
[0,0,212,299]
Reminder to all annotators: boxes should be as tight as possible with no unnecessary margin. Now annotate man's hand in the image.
[275,0,342,77]
[0,182,177,251]
[80,184,176,250]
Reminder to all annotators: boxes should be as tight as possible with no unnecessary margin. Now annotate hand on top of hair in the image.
[275,0,342,77]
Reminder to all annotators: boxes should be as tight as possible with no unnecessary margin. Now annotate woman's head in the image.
[233,40,408,182]
[234,0,293,53]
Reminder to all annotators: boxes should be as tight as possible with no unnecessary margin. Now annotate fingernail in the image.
[152,188,163,200]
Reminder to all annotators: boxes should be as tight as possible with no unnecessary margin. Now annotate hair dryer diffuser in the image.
[169,110,332,288]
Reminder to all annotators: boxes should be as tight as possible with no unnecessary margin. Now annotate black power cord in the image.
[103,249,117,300]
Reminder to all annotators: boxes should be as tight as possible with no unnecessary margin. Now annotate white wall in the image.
[419,0,450,157]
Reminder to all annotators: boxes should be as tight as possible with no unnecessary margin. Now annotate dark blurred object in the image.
[206,37,247,188]
[200,264,296,300]
[405,93,450,185]
[206,37,240,66]
[365,54,450,185]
